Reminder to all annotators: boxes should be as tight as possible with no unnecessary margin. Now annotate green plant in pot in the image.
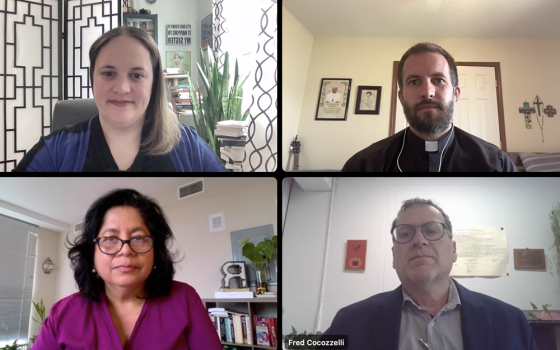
[240,236,277,294]
[187,47,250,158]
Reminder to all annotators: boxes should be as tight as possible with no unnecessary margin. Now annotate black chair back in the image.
[51,99,98,133]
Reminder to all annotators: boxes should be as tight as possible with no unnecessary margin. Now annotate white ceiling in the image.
[283,0,560,38]
[0,178,203,232]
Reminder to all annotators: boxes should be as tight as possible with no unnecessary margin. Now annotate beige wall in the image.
[282,6,314,170]
[284,19,560,170]
[49,177,277,304]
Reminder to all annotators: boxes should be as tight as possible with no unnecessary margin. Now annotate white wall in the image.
[51,177,277,303]
[283,177,560,335]
[282,6,314,170]
[138,0,205,85]
[284,32,560,170]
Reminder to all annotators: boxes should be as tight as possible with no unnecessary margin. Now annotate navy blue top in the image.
[13,115,226,172]
[319,279,537,350]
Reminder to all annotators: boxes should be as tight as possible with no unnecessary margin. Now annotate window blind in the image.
[0,214,37,347]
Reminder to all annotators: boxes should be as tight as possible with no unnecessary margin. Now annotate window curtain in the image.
[213,0,277,172]
[0,214,37,347]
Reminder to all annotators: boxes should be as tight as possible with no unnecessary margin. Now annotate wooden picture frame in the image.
[315,78,352,121]
[355,86,382,114]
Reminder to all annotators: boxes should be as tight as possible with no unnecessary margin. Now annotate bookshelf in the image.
[123,14,158,44]
[202,298,278,350]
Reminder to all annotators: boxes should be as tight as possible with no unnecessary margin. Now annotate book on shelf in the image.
[214,291,254,299]
[217,135,248,142]
[225,163,242,172]
[219,287,250,292]
[164,68,180,74]
[215,130,247,138]
[222,146,245,156]
[253,316,277,347]
[255,293,277,298]
[254,316,270,346]
[218,139,247,147]
[208,310,253,345]
[224,317,232,342]
[208,307,226,312]
[220,153,243,165]
[267,317,278,347]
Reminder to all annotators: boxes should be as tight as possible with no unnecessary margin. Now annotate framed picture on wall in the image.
[201,14,212,50]
[315,78,352,121]
[166,51,191,85]
[355,86,382,114]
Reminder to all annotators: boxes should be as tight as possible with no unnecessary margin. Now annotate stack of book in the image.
[174,86,199,111]
[254,316,278,347]
[208,308,253,345]
[164,68,180,75]
[214,287,254,299]
[215,120,248,172]
[256,292,277,298]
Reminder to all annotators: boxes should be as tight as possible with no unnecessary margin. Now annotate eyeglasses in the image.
[391,222,448,244]
[93,236,154,255]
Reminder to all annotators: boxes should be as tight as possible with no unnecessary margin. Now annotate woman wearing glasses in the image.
[32,189,221,350]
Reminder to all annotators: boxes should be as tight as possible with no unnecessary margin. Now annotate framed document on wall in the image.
[355,86,382,114]
[315,78,352,121]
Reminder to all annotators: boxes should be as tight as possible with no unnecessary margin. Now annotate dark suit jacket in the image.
[319,279,537,350]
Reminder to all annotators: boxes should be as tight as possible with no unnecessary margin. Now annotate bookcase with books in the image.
[202,298,278,349]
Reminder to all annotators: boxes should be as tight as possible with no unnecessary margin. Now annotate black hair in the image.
[67,188,179,301]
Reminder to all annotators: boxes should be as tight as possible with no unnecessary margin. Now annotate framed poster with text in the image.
[355,86,382,114]
[315,78,352,121]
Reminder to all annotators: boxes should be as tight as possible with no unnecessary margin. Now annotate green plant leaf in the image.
[530,302,538,310]
[291,326,297,335]
[241,108,250,122]
[256,241,274,259]
[221,52,230,121]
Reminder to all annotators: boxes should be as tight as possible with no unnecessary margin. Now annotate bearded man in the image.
[342,42,516,172]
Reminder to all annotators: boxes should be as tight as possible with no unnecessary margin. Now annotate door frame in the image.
[388,61,508,151]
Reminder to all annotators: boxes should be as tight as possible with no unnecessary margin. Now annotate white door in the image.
[394,66,501,149]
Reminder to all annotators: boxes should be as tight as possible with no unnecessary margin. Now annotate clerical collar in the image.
[406,126,455,154]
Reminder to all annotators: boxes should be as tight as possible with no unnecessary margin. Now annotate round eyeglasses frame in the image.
[93,236,154,255]
[391,222,449,244]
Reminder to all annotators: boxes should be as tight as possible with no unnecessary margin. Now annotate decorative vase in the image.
[255,268,267,294]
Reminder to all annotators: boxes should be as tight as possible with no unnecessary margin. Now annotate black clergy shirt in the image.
[341,126,517,172]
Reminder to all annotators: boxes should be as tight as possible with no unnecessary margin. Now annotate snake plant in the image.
[187,48,250,157]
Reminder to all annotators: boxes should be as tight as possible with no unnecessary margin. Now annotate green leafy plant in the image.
[549,203,560,276]
[1,340,22,350]
[530,302,554,320]
[187,47,250,157]
[29,299,47,346]
[240,236,277,287]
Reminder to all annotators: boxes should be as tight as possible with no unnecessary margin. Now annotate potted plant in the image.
[529,302,554,320]
[187,47,250,158]
[239,236,277,294]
